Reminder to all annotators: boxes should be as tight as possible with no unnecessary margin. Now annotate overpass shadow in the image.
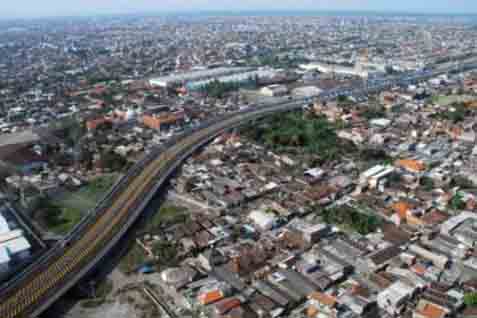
[40,175,177,318]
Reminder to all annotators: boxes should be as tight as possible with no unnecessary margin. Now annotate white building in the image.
[298,63,368,78]
[1,236,31,260]
[370,118,392,128]
[440,212,477,235]
[249,210,277,231]
[260,84,288,97]
[360,165,395,189]
[292,86,322,98]
[408,244,449,269]
[149,67,249,87]
[377,281,415,315]
[0,213,31,272]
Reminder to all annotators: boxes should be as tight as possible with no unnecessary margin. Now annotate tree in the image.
[337,95,349,104]
[450,192,466,210]
[152,240,178,267]
[464,293,477,307]
[36,197,63,227]
[101,151,127,171]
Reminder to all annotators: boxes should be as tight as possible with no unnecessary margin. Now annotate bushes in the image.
[152,240,179,268]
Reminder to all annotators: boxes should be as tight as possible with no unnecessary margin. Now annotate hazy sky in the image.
[2,0,477,18]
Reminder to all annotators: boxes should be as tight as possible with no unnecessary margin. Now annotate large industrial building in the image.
[299,62,369,78]
[149,67,281,93]
[149,67,250,88]
[0,208,31,274]
[186,69,279,91]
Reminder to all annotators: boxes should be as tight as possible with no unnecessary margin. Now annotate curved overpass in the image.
[0,99,308,318]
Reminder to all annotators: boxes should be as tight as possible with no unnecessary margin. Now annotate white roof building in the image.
[440,212,477,235]
[260,84,288,97]
[249,210,277,231]
[292,86,322,98]
[377,281,415,315]
[149,67,249,87]
[370,118,392,128]
[0,236,30,259]
[298,63,368,78]
[304,168,325,179]
[0,229,24,244]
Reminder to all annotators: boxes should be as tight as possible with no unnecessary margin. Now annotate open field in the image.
[49,174,119,234]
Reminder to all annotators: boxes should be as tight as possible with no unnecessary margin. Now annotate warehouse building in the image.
[149,67,250,88]
[186,69,279,91]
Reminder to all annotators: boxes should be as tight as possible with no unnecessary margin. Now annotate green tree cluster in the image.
[321,206,381,235]
[247,112,354,163]
[464,292,477,307]
[152,240,179,267]
[101,151,127,171]
[199,78,256,98]
[36,197,63,227]
[450,192,466,210]
[432,102,470,123]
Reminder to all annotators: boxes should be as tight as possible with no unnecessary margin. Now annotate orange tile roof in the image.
[392,201,411,220]
[198,290,224,305]
[307,305,319,318]
[411,264,426,276]
[417,303,446,318]
[308,292,337,308]
[395,159,426,172]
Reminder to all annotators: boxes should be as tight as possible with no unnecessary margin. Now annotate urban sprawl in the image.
[2,13,477,318]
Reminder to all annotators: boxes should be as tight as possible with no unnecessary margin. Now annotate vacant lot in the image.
[49,174,119,234]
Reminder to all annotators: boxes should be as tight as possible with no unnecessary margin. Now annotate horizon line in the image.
[2,8,477,22]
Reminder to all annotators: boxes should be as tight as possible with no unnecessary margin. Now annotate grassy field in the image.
[146,205,187,232]
[49,174,119,234]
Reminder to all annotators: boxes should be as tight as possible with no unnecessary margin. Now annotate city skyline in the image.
[2,0,477,19]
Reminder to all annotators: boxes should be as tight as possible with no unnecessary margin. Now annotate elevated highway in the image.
[0,99,307,318]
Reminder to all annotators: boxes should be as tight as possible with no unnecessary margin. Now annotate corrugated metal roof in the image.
[0,236,30,255]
